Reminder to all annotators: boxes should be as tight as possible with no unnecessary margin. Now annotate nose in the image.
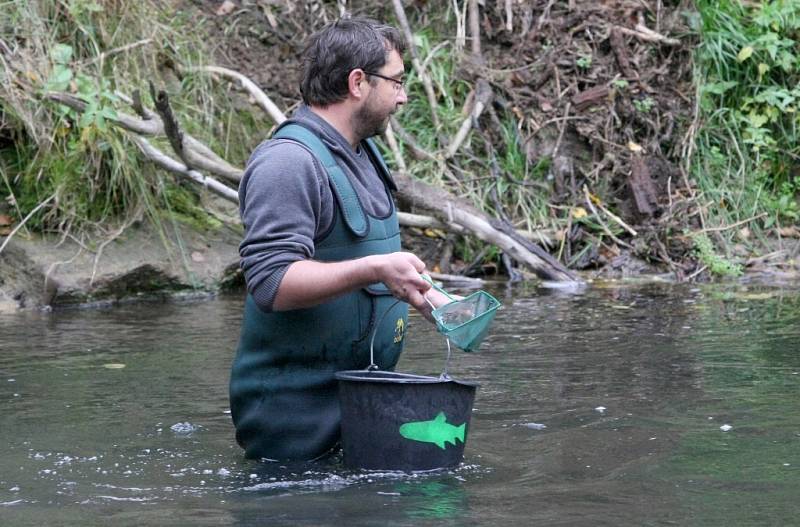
[396,85,408,105]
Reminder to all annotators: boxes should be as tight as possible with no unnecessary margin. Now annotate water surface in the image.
[1,282,799,526]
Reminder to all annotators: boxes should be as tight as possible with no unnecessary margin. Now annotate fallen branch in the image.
[121,89,239,177]
[609,28,637,79]
[396,171,580,282]
[83,38,152,66]
[47,91,243,183]
[383,122,407,173]
[129,135,239,203]
[150,82,191,168]
[390,117,438,162]
[183,65,287,124]
[468,0,482,58]
[398,211,464,233]
[614,24,680,46]
[699,213,768,234]
[429,270,484,286]
[584,185,638,236]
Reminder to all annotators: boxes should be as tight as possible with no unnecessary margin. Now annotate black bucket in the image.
[335,370,478,471]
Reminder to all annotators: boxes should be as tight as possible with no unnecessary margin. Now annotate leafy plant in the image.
[633,97,655,113]
[694,0,800,227]
[0,0,261,245]
[690,231,743,277]
[611,78,629,90]
[576,55,592,70]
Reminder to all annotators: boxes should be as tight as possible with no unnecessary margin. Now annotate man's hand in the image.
[368,252,431,313]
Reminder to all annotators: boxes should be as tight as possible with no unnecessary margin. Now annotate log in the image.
[394,171,580,282]
[629,154,659,216]
[571,85,610,112]
[609,28,636,79]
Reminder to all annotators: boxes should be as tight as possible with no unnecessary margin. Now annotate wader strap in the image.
[274,123,369,237]
[363,138,398,192]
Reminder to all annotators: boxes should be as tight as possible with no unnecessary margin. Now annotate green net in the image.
[425,277,501,352]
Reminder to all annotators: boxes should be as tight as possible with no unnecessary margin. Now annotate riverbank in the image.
[0,219,243,312]
[1,1,798,309]
[2,221,798,312]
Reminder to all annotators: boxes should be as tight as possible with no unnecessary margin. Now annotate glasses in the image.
[363,71,405,92]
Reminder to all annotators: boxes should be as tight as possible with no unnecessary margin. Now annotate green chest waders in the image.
[229,124,409,460]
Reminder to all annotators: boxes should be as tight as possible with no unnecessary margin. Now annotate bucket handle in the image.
[367,285,452,379]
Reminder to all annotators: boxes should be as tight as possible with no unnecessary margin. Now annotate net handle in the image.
[420,274,457,302]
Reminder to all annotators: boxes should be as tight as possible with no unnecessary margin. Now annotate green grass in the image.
[692,0,800,260]
[0,0,261,246]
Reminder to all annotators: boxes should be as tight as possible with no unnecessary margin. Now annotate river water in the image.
[1,281,799,526]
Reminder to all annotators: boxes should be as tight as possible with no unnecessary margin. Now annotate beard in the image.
[353,99,394,142]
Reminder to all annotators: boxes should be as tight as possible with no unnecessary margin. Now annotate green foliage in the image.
[694,0,800,235]
[611,78,629,90]
[689,231,743,277]
[575,55,592,70]
[0,0,260,242]
[633,97,655,113]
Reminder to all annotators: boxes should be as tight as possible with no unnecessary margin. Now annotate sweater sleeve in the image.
[238,139,333,312]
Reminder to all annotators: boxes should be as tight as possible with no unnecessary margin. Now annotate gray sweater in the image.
[238,106,393,312]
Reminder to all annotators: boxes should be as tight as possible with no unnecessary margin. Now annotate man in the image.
[230,16,449,461]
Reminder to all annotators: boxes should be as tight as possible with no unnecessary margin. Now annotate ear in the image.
[348,69,368,100]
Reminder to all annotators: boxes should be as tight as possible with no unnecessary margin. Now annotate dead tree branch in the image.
[614,24,680,46]
[129,135,239,203]
[46,91,243,183]
[468,0,482,59]
[445,79,493,159]
[396,171,581,282]
[183,65,287,124]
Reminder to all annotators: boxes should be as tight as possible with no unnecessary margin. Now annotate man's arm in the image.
[272,251,433,313]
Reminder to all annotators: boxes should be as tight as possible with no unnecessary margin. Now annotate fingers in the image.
[405,288,428,312]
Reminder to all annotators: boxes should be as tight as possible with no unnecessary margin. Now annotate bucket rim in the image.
[335,369,479,387]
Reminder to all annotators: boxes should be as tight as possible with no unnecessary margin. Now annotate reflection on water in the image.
[1,283,799,526]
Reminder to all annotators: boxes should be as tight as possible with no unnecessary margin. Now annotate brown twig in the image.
[609,28,637,79]
[698,213,768,234]
[0,193,56,255]
[585,185,638,236]
[614,24,680,46]
[583,185,633,249]
[83,38,152,66]
[445,80,493,159]
[468,0,482,59]
[150,82,191,169]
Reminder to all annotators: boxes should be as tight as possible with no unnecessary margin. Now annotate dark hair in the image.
[300,16,406,107]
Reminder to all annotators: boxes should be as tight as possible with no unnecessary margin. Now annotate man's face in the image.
[353,48,407,141]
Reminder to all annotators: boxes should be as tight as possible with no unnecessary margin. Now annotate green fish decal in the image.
[399,412,466,450]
